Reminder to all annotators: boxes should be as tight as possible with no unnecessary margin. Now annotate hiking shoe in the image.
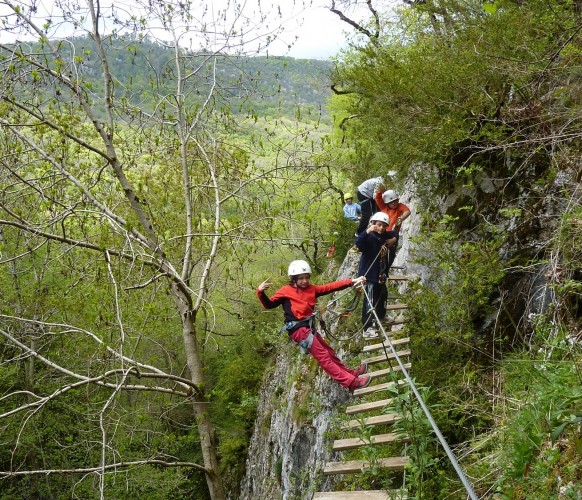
[349,375,372,393]
[363,327,379,339]
[354,362,368,376]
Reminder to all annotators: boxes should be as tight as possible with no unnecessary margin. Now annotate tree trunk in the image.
[172,284,226,500]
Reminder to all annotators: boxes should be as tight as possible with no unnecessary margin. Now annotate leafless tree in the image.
[0,0,326,497]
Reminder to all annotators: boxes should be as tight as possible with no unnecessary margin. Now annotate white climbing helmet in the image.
[382,189,399,204]
[288,260,312,277]
[370,212,390,225]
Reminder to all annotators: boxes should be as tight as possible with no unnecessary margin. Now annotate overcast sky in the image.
[0,0,378,60]
[277,3,358,60]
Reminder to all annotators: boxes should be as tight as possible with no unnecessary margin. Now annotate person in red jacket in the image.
[374,189,411,268]
[257,260,371,393]
[374,189,411,233]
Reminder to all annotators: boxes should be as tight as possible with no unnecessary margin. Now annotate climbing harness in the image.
[279,315,316,355]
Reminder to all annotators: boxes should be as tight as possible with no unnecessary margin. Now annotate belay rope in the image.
[318,286,363,341]
[319,237,389,341]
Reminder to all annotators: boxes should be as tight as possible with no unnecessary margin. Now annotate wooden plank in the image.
[354,379,406,397]
[363,337,410,353]
[387,275,409,281]
[381,317,408,326]
[341,412,400,430]
[332,432,409,451]
[345,398,394,415]
[366,349,411,366]
[323,456,409,475]
[385,303,408,311]
[314,490,407,499]
[369,363,412,380]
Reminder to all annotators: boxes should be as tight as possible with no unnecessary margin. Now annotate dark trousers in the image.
[356,191,378,235]
[362,282,387,330]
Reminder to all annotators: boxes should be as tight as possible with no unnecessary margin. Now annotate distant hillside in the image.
[44,36,333,118]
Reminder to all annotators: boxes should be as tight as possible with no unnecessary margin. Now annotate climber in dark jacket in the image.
[257,259,371,393]
[356,212,399,338]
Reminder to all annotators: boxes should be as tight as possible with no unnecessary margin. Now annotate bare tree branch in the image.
[0,459,208,477]
[329,0,380,40]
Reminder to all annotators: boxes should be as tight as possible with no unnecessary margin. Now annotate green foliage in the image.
[402,216,504,455]
[15,36,332,121]
[331,0,582,190]
[384,380,444,499]
[0,22,341,498]
[330,210,359,263]
[555,206,582,315]
[470,330,582,497]
[206,324,272,491]
[408,216,504,348]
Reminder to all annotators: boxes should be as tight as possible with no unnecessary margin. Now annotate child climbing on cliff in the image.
[257,260,371,393]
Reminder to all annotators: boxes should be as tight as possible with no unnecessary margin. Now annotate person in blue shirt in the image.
[343,193,361,221]
[355,212,399,338]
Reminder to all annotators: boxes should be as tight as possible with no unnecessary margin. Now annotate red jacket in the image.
[257,279,353,323]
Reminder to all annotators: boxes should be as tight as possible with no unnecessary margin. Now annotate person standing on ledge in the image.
[356,213,399,339]
[375,189,411,268]
[257,260,371,393]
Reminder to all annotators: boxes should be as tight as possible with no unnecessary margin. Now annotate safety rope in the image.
[360,285,479,500]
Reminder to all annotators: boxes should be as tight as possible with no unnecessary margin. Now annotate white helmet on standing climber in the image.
[382,190,399,204]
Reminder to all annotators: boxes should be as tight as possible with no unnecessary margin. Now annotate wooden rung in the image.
[382,317,408,326]
[332,432,409,451]
[323,456,409,475]
[369,362,412,380]
[363,337,410,353]
[386,293,402,300]
[346,398,394,415]
[385,303,408,311]
[366,349,411,365]
[341,412,400,430]
[314,490,408,500]
[353,379,406,397]
[387,275,409,281]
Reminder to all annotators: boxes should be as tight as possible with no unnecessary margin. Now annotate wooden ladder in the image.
[314,294,411,498]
